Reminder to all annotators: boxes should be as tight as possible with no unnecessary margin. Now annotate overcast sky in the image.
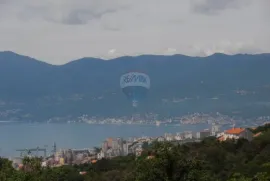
[0,0,269,64]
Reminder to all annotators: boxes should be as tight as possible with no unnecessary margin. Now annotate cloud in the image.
[0,0,8,4]
[0,0,269,64]
[190,0,250,15]
[108,49,116,55]
[191,41,265,56]
[2,0,131,25]
[164,48,177,55]
[49,1,127,25]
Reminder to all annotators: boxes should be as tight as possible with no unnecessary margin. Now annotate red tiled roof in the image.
[225,128,245,134]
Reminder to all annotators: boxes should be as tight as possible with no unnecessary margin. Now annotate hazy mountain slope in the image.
[0,51,269,121]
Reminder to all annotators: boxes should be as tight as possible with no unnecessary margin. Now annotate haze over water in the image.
[0,123,209,157]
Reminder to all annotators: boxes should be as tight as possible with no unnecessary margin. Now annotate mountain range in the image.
[0,51,270,121]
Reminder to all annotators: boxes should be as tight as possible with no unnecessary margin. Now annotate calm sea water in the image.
[0,123,209,157]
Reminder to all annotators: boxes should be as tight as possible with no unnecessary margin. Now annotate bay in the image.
[0,122,209,157]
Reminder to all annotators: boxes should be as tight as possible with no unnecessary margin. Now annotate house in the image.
[225,128,253,141]
[217,127,254,141]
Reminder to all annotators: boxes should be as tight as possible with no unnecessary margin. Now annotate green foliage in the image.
[251,123,270,134]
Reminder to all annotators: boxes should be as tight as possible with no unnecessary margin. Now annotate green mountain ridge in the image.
[0,51,270,121]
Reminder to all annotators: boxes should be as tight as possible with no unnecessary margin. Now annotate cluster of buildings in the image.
[98,137,128,158]
[97,123,221,159]
[11,128,214,169]
[11,122,268,170]
[12,148,98,169]
[98,137,152,158]
[153,123,220,142]
[78,112,270,127]
[47,148,98,166]
[44,111,270,127]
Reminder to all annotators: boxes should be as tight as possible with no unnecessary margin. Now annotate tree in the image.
[252,172,270,181]
[134,142,214,181]
[0,157,16,181]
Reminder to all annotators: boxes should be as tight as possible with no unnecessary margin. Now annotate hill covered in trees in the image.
[1,124,270,181]
[0,51,270,121]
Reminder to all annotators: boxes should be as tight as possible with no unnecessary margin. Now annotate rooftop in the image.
[225,128,245,134]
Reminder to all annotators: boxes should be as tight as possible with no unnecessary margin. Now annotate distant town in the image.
[67,112,269,128]
[2,110,270,128]
[10,122,269,170]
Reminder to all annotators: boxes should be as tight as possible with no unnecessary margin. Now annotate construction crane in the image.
[16,147,47,158]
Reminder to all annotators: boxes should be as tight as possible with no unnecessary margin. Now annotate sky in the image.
[0,0,269,65]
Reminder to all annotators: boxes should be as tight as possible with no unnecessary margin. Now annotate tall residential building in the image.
[106,138,113,148]
[102,141,109,153]
[192,132,200,139]
[211,123,220,136]
[117,137,124,155]
[111,139,119,150]
[123,143,131,156]
[65,149,73,165]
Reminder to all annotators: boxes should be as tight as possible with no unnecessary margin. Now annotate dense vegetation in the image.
[1,125,270,181]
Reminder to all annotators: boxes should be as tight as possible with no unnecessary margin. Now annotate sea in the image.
[0,122,209,157]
